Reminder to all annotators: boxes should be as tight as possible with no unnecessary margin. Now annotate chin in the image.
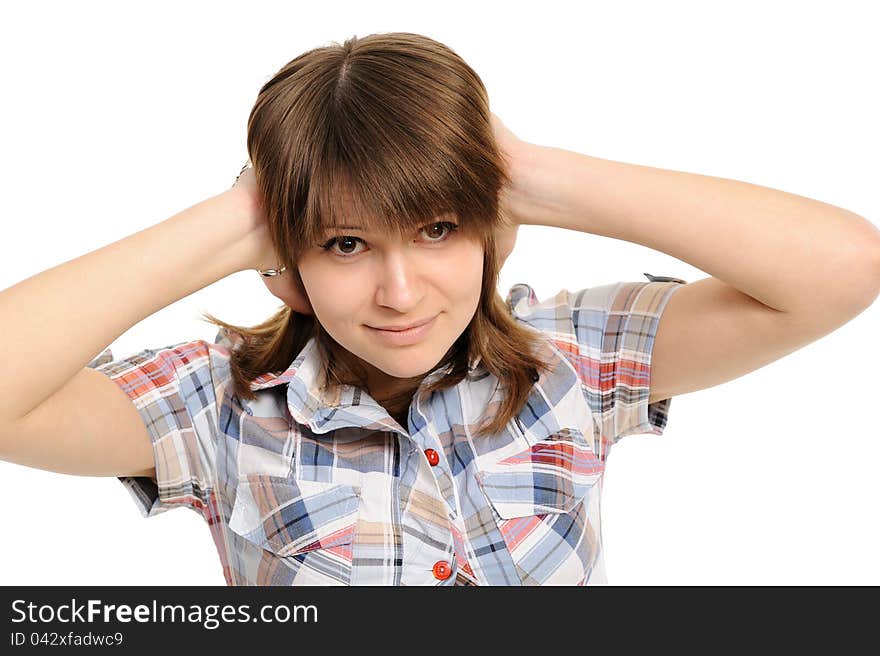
[370,360,431,379]
[367,348,444,375]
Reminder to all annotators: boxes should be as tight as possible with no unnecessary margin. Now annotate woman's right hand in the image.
[225,164,314,316]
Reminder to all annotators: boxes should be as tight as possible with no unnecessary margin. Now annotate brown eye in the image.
[421,221,459,242]
[319,221,459,260]
[319,235,365,257]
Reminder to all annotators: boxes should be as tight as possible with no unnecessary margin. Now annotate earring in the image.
[257,266,287,277]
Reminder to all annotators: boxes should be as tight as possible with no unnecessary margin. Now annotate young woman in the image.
[1,32,878,586]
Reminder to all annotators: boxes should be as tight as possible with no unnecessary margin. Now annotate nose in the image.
[373,250,425,312]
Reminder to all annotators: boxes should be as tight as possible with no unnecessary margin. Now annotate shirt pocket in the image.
[474,426,604,585]
[228,473,361,585]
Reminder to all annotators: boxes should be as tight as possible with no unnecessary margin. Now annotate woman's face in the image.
[296,216,484,402]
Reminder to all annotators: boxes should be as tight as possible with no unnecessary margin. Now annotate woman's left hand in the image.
[490,112,526,268]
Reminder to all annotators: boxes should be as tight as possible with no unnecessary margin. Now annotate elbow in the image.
[864,228,880,299]
[872,237,880,292]
[846,216,880,308]
[850,238,880,313]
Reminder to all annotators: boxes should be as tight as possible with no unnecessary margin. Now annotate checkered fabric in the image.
[87,275,685,585]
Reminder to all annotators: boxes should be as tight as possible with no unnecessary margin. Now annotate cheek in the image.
[445,244,484,296]
[316,286,358,319]
[298,265,359,319]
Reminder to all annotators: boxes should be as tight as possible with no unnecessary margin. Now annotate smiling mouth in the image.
[367,315,437,332]
[365,315,438,344]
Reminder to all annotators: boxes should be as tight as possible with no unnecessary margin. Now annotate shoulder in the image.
[504,281,619,339]
[507,278,685,330]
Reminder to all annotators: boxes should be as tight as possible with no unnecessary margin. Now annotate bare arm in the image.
[0,190,262,473]
[490,118,880,410]
[506,142,880,314]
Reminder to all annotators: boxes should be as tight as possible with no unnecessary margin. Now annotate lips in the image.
[366,315,438,346]
[369,315,436,332]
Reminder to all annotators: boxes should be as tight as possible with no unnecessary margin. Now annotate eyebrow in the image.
[321,217,454,234]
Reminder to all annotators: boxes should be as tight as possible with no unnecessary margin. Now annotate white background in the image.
[1,0,878,585]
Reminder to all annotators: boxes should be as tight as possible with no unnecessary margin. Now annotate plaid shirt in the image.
[87,274,685,586]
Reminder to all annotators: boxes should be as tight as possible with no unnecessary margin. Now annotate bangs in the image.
[296,121,492,251]
[251,35,511,268]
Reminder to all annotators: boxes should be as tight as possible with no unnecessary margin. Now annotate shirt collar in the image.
[211,299,583,446]
[214,328,482,436]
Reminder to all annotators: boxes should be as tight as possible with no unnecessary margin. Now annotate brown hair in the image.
[201,32,553,438]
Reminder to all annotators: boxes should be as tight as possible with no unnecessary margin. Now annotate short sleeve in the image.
[85,337,228,519]
[506,273,686,457]
[575,274,686,452]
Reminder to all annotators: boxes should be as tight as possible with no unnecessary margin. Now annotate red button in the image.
[424,448,440,466]
[432,560,452,580]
